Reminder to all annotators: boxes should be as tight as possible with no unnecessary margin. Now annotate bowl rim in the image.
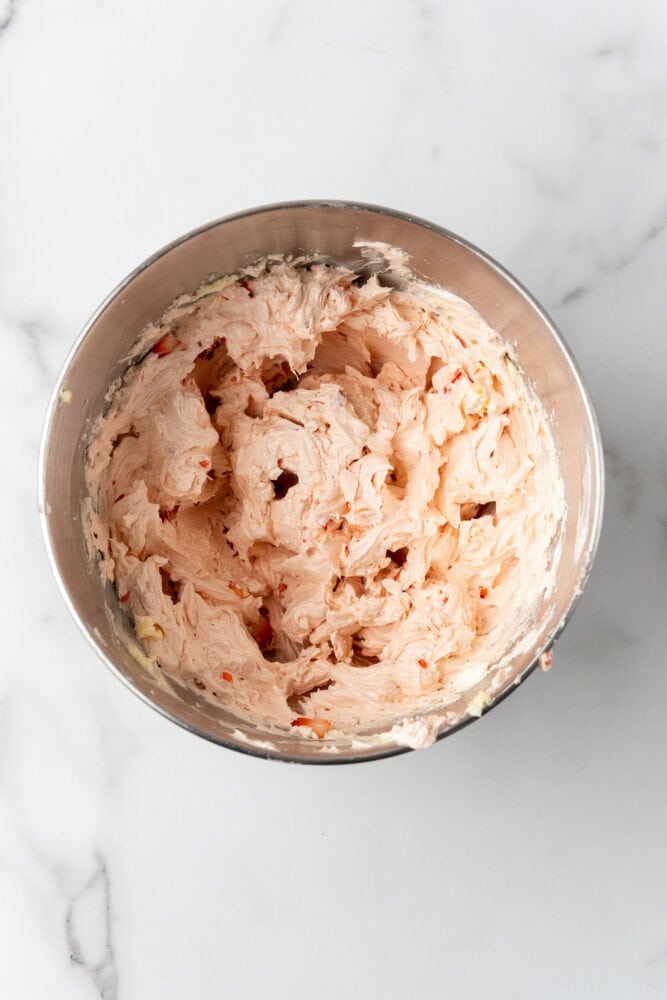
[38,198,605,764]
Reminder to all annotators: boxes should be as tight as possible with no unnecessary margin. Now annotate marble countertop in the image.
[2,0,666,997]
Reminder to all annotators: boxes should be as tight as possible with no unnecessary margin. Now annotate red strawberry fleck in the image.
[220,670,233,683]
[479,586,488,599]
[418,658,428,669]
[444,368,465,393]
[199,460,209,468]
[278,583,288,594]
[120,591,130,603]
[197,336,225,361]
[152,332,183,357]
[540,651,553,671]
[251,618,273,649]
[291,717,333,739]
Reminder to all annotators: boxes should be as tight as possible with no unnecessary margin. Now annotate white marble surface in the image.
[1,0,666,996]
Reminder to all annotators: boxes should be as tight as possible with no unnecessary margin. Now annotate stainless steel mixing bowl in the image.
[39,201,604,763]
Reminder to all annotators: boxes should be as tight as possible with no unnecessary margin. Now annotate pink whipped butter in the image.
[85,258,564,748]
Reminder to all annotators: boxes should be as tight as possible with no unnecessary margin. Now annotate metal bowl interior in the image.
[39,201,604,763]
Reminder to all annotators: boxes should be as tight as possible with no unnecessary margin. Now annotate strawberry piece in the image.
[479,586,488,599]
[220,670,233,683]
[152,332,183,357]
[291,717,333,739]
[251,618,273,650]
[418,658,428,669]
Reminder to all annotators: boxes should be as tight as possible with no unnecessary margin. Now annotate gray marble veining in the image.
[66,856,117,1000]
